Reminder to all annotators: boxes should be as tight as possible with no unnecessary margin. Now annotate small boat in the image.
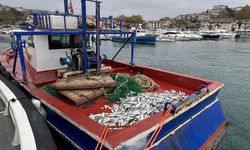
[200,30,221,39]
[156,32,176,42]
[1,28,11,35]
[0,1,227,149]
[156,36,176,42]
[0,66,56,150]
[216,29,240,39]
[100,34,111,40]
[159,31,191,41]
[184,31,203,41]
[112,25,156,44]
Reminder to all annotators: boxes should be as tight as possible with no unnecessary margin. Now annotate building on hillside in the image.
[176,14,198,22]
[176,15,186,20]
[207,5,228,17]
[209,18,233,31]
[198,13,211,22]
[146,18,173,30]
[0,5,10,11]
[213,5,228,10]
[234,6,243,12]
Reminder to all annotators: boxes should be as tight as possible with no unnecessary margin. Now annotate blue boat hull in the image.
[112,35,156,44]
[42,89,226,150]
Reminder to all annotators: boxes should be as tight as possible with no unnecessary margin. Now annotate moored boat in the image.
[159,31,191,41]
[112,25,156,44]
[112,34,156,44]
[216,29,239,39]
[200,30,221,39]
[184,31,203,41]
[0,0,227,150]
[0,66,57,150]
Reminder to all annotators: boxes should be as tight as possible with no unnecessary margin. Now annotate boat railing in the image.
[27,13,82,32]
[0,80,36,150]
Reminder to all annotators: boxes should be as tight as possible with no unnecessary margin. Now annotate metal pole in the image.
[17,35,27,82]
[112,35,132,61]
[130,33,135,65]
[110,16,113,30]
[120,20,122,31]
[64,0,69,14]
[12,38,18,75]
[81,0,88,73]
[96,2,101,74]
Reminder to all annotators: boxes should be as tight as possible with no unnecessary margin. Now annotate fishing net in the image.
[105,73,142,103]
[42,86,67,99]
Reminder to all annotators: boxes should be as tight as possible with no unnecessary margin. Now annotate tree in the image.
[127,15,144,24]
[0,10,14,25]
[235,5,250,20]
[115,14,144,28]
[226,7,236,18]
[217,10,230,19]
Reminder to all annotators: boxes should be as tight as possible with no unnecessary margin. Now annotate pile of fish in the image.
[89,90,187,127]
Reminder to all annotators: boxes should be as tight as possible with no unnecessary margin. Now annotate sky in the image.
[0,0,249,20]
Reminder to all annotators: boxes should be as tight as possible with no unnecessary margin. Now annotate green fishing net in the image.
[42,86,67,99]
[105,73,142,103]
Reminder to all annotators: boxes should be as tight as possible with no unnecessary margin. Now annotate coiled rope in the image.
[134,74,159,92]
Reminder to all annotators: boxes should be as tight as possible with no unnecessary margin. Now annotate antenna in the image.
[19,0,22,8]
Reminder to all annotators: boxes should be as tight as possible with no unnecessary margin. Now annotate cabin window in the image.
[27,36,35,48]
[48,35,71,49]
[48,35,81,50]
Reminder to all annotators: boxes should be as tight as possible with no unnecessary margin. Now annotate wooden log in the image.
[51,75,116,90]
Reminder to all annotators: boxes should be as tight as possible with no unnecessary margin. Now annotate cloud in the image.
[0,0,249,19]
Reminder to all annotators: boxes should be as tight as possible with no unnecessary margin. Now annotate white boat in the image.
[100,34,111,40]
[0,71,57,150]
[183,31,203,41]
[156,34,176,42]
[1,28,11,35]
[159,31,190,41]
[216,29,239,39]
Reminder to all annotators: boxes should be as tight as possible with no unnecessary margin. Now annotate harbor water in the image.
[1,38,250,149]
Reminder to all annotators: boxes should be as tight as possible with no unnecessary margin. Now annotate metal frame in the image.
[11,0,136,81]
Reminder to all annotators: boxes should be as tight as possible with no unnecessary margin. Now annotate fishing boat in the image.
[112,24,156,44]
[0,0,226,150]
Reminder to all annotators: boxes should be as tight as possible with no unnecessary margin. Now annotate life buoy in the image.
[25,47,32,60]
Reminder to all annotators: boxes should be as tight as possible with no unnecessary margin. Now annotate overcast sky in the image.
[0,0,249,20]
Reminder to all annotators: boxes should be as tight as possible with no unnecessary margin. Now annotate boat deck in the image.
[0,99,20,150]
[0,49,223,148]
